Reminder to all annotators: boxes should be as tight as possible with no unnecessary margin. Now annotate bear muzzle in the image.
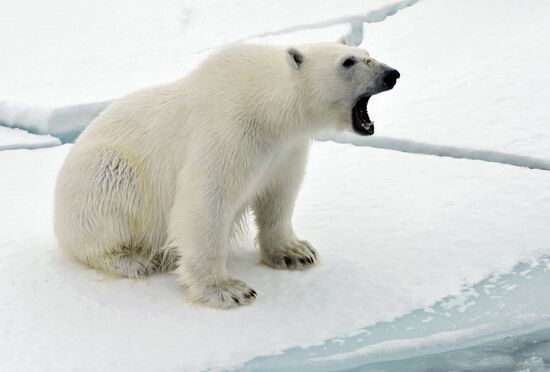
[351,68,400,136]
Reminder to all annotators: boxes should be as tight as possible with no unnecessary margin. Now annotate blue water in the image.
[243,257,550,371]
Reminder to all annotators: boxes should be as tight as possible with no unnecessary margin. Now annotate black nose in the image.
[383,69,400,88]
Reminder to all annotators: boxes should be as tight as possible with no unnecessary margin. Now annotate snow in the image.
[0,126,60,150]
[346,0,550,162]
[1,142,550,371]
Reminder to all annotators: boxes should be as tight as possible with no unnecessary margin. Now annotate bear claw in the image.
[190,277,256,309]
[261,239,318,270]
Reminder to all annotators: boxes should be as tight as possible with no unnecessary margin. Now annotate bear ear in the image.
[287,47,304,70]
[337,36,347,45]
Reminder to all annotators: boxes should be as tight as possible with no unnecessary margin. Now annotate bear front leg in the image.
[253,144,318,270]
[168,171,256,309]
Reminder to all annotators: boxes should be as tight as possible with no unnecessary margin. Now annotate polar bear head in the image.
[286,42,399,136]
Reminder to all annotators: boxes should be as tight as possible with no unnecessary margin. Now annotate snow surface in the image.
[1,142,550,371]
[347,0,550,162]
[0,126,60,150]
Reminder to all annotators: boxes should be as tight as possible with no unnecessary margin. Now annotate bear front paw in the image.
[189,277,257,309]
[261,240,318,270]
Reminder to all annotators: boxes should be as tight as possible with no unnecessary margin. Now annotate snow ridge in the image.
[3,105,550,171]
[193,0,418,52]
[0,126,61,151]
[323,134,550,171]
[0,100,111,144]
[241,0,418,43]
[0,140,61,151]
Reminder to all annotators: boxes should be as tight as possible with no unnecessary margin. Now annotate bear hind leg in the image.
[89,246,179,278]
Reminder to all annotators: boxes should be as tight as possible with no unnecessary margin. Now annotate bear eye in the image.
[342,57,356,68]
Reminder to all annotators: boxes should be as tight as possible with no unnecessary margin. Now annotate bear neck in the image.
[241,64,329,144]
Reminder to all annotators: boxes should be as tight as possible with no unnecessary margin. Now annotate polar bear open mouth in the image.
[352,95,374,136]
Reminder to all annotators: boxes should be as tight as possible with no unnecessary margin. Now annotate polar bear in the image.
[54,41,399,308]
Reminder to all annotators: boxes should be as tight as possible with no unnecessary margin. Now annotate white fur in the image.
[54,42,393,308]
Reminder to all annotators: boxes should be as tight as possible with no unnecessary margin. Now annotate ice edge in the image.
[320,134,550,171]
